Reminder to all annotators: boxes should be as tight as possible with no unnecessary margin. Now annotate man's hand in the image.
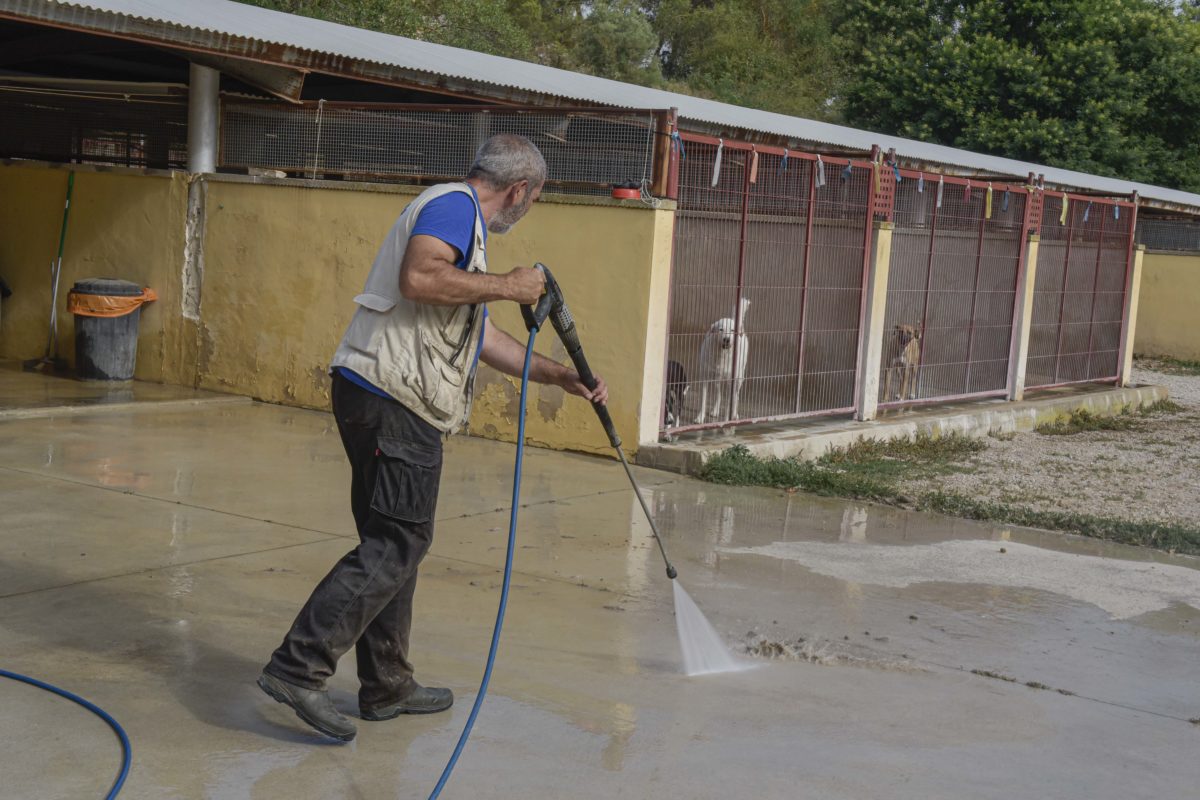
[502,266,545,305]
[560,369,608,405]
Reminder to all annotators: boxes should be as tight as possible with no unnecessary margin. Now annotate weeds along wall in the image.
[1134,252,1200,361]
[0,161,672,455]
[0,162,192,385]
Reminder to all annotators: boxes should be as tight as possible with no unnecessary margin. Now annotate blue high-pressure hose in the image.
[0,334,531,800]
[427,328,538,799]
[0,668,131,798]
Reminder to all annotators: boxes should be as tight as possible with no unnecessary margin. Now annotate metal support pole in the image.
[187,63,220,174]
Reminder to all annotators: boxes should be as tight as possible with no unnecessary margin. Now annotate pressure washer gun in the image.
[521,263,677,580]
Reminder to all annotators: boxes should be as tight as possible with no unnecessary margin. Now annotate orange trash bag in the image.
[67,287,158,318]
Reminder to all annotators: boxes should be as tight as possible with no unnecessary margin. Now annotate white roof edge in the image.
[8,0,1200,213]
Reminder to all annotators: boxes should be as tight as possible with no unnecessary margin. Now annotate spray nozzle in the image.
[666,565,678,580]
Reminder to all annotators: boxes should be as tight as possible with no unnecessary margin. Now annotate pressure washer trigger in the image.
[520,263,560,332]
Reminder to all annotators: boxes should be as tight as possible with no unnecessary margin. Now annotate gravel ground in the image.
[900,362,1200,527]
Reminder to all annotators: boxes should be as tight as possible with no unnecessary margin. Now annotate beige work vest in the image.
[330,183,487,433]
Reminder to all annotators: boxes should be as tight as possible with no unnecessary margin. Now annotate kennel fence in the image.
[878,171,1029,408]
[663,135,873,434]
[1025,194,1136,389]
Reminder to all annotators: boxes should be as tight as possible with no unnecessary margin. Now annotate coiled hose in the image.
[0,668,131,798]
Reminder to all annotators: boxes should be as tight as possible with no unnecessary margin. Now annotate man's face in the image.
[488,181,542,234]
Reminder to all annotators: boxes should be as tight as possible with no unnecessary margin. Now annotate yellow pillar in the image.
[1007,233,1040,401]
[636,205,677,446]
[854,221,894,422]
[1118,244,1146,386]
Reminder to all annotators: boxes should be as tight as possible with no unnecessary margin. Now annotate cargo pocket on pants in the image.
[370,437,441,524]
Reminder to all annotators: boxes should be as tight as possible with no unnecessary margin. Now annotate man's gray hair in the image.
[467,134,547,190]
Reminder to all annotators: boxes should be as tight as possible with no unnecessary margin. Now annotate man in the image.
[258,134,607,742]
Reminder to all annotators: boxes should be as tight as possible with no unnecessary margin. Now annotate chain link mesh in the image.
[1136,217,1200,253]
[220,100,657,194]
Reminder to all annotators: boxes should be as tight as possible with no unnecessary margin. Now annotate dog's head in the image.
[894,324,920,346]
[711,318,737,350]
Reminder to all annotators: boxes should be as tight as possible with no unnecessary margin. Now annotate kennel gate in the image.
[877,172,1030,407]
[662,135,874,434]
[1025,194,1137,388]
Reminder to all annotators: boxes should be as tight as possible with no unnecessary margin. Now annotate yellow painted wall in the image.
[198,178,673,455]
[197,179,408,405]
[0,163,190,383]
[1,163,672,455]
[1135,252,1200,361]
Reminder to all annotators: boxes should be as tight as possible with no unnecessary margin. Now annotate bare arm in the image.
[399,235,544,306]
[479,317,609,404]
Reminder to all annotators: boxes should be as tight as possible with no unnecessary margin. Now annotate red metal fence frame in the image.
[660,134,1141,435]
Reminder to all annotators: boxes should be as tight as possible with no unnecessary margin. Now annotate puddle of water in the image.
[673,581,752,676]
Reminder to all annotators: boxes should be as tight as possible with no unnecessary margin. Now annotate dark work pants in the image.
[265,372,443,711]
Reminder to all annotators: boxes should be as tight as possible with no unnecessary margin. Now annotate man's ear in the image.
[507,180,529,205]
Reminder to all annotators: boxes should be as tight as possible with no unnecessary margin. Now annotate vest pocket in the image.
[345,294,397,354]
[370,437,442,523]
[408,329,467,421]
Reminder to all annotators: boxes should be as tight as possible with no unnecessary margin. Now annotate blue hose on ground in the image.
[0,668,131,798]
[427,328,537,800]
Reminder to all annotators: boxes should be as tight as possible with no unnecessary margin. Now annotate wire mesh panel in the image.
[0,87,188,169]
[663,138,869,433]
[1136,217,1200,253]
[1027,196,1134,388]
[879,175,1025,405]
[220,101,656,194]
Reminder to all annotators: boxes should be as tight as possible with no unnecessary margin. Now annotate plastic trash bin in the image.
[68,278,157,381]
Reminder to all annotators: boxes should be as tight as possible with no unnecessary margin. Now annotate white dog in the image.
[696,298,750,424]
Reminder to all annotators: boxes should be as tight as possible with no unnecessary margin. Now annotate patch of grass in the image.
[1036,407,1143,435]
[971,669,1017,683]
[921,491,1200,556]
[1136,354,1200,376]
[700,442,1200,556]
[1139,398,1184,415]
[701,433,985,503]
[1034,400,1181,436]
[700,445,903,504]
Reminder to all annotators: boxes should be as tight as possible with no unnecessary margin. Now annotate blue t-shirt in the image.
[339,187,488,400]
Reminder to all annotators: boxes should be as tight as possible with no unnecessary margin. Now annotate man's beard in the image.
[488,190,533,234]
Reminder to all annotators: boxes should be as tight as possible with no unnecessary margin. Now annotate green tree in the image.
[647,0,842,119]
[577,2,663,84]
[834,0,1200,191]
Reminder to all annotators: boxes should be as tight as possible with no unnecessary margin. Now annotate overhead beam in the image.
[174,50,305,103]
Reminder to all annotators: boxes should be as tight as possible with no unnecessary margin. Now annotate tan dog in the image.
[884,324,922,401]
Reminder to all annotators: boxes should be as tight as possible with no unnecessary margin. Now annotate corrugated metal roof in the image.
[7,0,1200,212]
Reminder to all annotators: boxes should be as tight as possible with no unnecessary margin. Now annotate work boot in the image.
[360,683,454,720]
[257,671,357,742]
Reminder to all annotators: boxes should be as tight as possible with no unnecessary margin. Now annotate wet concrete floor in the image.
[1,384,1198,799]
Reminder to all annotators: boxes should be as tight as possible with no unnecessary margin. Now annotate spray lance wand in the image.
[521,263,677,580]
